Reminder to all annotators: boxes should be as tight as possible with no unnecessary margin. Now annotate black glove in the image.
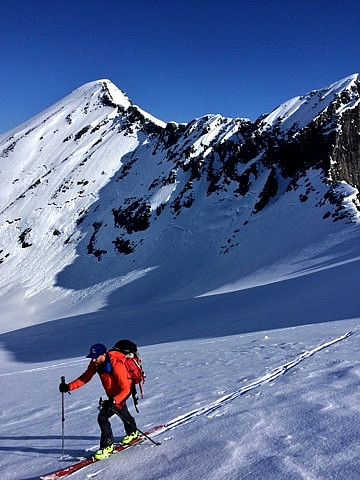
[101,399,115,409]
[59,382,70,393]
[101,399,121,414]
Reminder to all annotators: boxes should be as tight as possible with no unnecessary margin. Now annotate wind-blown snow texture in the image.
[0,74,359,479]
[0,320,359,479]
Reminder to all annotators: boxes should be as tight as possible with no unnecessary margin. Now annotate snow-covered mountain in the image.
[0,75,359,480]
[0,74,359,344]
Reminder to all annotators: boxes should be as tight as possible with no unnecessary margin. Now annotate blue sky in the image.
[1,0,359,134]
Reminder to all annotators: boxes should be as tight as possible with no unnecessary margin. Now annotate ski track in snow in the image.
[155,330,354,434]
[0,330,353,416]
[0,326,357,480]
[1,331,355,439]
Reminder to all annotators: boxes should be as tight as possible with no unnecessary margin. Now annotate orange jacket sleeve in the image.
[68,362,97,391]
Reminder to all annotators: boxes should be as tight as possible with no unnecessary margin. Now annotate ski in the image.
[39,425,164,480]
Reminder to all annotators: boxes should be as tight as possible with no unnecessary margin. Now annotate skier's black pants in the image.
[98,403,137,448]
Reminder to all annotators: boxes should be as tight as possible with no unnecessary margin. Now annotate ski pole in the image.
[118,412,162,446]
[61,376,66,457]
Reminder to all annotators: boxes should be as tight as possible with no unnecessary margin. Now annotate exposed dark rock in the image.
[100,92,118,109]
[87,222,107,259]
[112,236,135,255]
[19,228,32,248]
[3,75,360,269]
[100,81,128,113]
[331,104,360,192]
[74,125,91,141]
[253,168,279,213]
[112,199,151,234]
[117,157,138,181]
[235,163,259,196]
[1,141,18,157]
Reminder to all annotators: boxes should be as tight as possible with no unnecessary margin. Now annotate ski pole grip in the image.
[61,376,66,384]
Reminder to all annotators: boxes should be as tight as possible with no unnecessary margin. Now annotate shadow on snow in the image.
[1,258,360,363]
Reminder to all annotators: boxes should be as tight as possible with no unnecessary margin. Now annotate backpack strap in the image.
[101,353,112,373]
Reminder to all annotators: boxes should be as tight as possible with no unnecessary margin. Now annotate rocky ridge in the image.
[0,75,359,315]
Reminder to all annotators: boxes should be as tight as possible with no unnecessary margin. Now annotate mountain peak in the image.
[70,78,132,110]
[0,73,359,326]
[260,73,359,132]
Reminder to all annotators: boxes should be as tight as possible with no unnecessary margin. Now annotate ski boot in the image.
[94,444,114,460]
[121,431,139,445]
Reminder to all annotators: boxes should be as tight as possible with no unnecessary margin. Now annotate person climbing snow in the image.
[59,343,139,460]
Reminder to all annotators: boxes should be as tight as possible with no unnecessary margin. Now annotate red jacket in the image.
[68,350,131,406]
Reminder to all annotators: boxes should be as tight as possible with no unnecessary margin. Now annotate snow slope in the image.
[0,318,358,480]
[0,74,359,479]
[0,74,359,336]
[260,73,359,131]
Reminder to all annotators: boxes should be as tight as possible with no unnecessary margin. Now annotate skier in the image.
[59,343,139,460]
